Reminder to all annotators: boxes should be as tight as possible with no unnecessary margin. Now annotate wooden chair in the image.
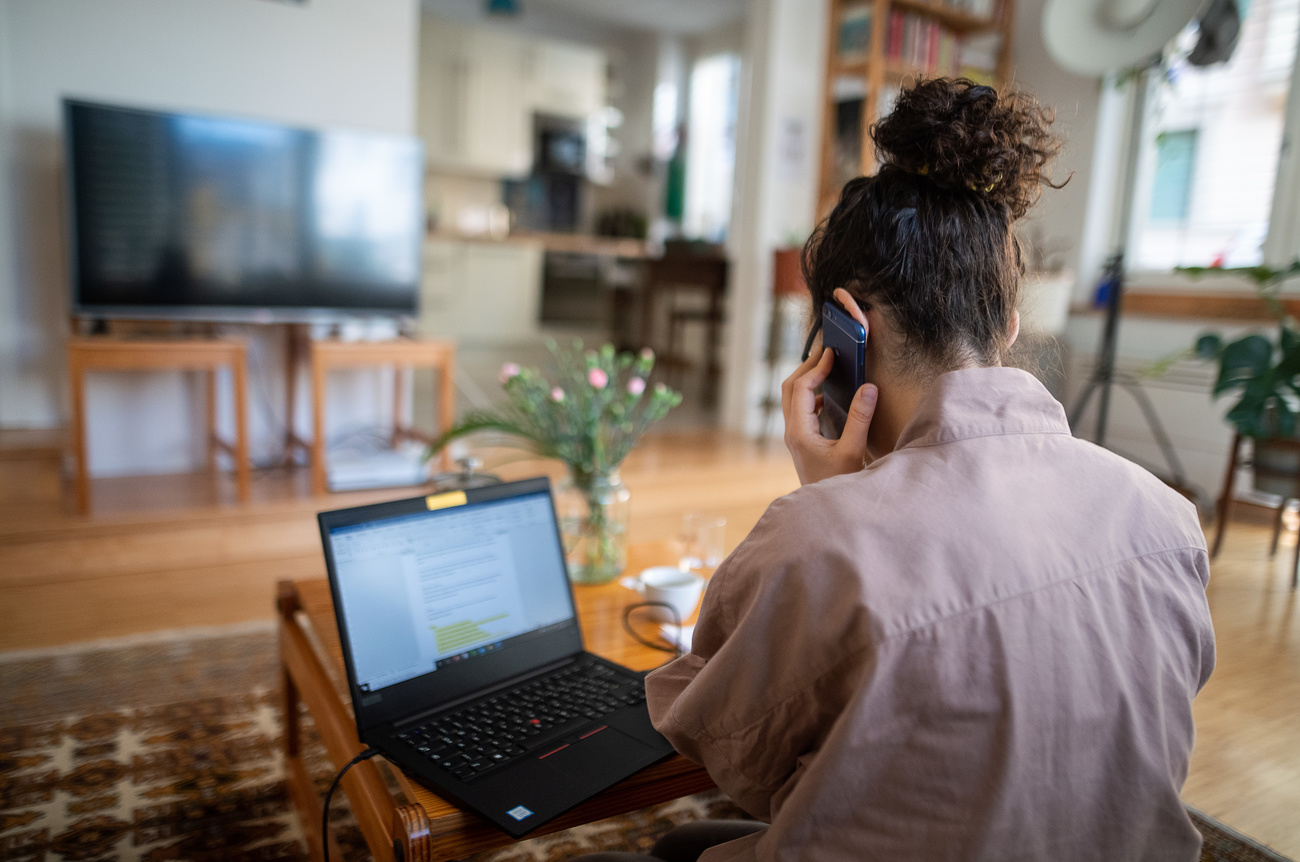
[1212,432,1300,588]
[639,246,729,404]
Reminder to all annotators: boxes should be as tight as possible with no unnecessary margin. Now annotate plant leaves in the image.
[1214,334,1274,396]
[1194,333,1223,360]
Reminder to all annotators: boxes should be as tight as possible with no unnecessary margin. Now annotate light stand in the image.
[1067,66,1191,492]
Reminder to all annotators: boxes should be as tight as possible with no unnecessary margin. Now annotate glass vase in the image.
[556,468,631,585]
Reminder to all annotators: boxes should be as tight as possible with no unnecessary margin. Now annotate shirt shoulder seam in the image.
[877,543,1207,644]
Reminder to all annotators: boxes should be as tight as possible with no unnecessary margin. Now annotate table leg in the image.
[205,369,218,473]
[312,355,328,496]
[437,352,454,473]
[232,352,251,503]
[69,355,90,515]
[704,283,725,406]
[393,366,407,449]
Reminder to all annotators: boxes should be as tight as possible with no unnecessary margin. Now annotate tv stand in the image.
[297,337,456,495]
[67,335,251,514]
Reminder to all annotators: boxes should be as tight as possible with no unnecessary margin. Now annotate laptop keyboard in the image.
[394,658,648,782]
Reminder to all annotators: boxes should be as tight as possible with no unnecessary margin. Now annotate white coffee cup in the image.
[625,566,706,623]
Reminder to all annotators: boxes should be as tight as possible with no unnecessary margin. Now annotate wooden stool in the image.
[67,336,251,515]
[1212,432,1300,589]
[306,338,456,496]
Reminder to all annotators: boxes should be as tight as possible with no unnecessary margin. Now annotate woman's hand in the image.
[781,292,879,485]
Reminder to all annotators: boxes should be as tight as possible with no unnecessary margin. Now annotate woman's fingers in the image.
[781,334,827,417]
[837,383,879,460]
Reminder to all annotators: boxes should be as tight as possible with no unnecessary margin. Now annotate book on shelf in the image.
[886,10,963,77]
[940,0,998,18]
[958,31,1001,85]
[838,6,873,60]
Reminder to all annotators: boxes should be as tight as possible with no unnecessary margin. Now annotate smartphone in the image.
[820,301,866,439]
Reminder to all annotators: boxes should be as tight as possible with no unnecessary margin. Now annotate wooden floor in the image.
[0,432,1296,857]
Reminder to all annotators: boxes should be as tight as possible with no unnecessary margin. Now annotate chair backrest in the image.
[645,256,729,292]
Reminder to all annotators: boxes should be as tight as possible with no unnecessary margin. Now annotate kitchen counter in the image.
[427,231,651,259]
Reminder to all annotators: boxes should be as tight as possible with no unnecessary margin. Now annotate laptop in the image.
[317,476,677,837]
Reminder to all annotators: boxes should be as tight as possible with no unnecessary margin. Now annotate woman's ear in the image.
[832,288,869,331]
[1007,309,1021,349]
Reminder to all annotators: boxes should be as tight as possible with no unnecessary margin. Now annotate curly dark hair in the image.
[803,77,1065,374]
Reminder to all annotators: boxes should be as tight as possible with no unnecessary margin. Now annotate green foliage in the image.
[1182,261,1300,439]
[428,339,683,486]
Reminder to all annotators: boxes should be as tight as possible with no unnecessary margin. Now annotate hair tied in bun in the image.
[873,77,1064,220]
[969,174,1003,193]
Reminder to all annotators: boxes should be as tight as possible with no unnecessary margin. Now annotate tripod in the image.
[1068,252,1189,490]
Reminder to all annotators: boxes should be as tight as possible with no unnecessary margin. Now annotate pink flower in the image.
[627,377,646,396]
[499,362,521,383]
[640,347,654,361]
[588,368,609,389]
[550,387,566,402]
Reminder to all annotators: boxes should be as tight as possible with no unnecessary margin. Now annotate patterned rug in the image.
[0,628,1291,862]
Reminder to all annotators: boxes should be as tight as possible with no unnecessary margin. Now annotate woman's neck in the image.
[867,360,994,458]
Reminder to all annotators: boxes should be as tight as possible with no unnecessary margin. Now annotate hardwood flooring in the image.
[0,432,1296,856]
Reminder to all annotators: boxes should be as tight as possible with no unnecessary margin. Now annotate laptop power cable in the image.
[621,602,685,665]
[322,746,380,862]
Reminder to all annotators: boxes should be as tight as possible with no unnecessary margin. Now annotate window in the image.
[683,52,741,242]
[1129,0,1300,271]
[1149,130,1198,222]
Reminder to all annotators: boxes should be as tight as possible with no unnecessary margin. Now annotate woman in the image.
[579,78,1215,862]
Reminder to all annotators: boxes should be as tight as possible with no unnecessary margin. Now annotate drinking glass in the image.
[679,511,726,573]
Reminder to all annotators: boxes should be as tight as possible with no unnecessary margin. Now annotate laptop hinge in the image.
[391,653,586,730]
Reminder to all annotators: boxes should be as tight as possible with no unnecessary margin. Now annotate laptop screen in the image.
[326,488,576,695]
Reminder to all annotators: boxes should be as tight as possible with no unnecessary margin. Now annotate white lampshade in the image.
[1043,0,1209,76]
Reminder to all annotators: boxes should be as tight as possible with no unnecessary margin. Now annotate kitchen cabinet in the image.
[527,42,607,119]
[418,240,544,343]
[418,18,607,177]
[418,23,531,178]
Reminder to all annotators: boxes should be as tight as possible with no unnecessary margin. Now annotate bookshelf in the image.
[816,0,1016,217]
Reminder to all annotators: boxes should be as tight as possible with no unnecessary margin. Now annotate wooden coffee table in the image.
[277,543,716,862]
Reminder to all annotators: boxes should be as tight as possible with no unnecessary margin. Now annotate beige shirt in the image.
[647,368,1215,862]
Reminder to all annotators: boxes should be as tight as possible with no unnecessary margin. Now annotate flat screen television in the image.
[64,99,424,321]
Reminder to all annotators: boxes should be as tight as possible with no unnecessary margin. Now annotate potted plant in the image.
[429,340,682,585]
[1186,261,1300,496]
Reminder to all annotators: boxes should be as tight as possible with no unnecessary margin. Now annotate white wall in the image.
[0,0,16,426]
[719,0,828,436]
[0,0,419,476]
[1012,0,1105,291]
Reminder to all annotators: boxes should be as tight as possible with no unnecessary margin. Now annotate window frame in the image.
[1120,3,1300,292]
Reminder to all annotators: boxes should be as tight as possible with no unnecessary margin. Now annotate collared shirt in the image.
[647,367,1215,862]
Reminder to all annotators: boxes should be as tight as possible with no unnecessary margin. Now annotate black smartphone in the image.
[820,301,866,439]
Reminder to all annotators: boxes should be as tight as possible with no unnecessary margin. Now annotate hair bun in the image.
[872,78,1062,220]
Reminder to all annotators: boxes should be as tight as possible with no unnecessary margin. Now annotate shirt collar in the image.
[893,367,1072,451]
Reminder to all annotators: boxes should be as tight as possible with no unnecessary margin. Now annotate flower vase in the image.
[556,468,631,585]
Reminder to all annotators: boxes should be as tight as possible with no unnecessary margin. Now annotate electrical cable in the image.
[321,747,379,862]
[236,323,294,468]
[622,602,685,666]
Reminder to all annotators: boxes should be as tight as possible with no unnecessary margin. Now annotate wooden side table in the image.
[67,336,251,514]
[307,339,456,496]
[277,542,716,862]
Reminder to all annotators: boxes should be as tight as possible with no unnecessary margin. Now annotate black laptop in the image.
[317,476,676,837]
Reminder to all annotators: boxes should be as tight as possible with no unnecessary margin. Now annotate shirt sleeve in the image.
[645,492,875,821]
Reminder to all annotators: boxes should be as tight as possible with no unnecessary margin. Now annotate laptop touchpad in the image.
[535,725,658,783]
